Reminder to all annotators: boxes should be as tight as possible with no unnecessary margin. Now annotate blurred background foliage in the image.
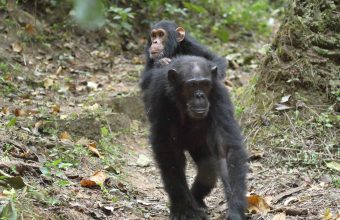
[74,0,285,42]
[10,0,286,46]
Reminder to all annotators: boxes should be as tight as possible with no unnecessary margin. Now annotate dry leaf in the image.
[273,213,286,220]
[249,149,264,160]
[33,120,43,134]
[87,141,96,148]
[76,137,89,146]
[88,146,102,158]
[27,109,39,115]
[80,171,106,188]
[0,193,8,199]
[56,66,63,75]
[2,107,9,115]
[324,208,332,220]
[86,103,100,111]
[280,95,291,103]
[59,131,71,140]
[87,81,98,89]
[19,149,31,158]
[52,104,61,114]
[325,161,340,171]
[11,42,23,53]
[275,104,292,111]
[44,78,55,89]
[14,109,27,116]
[76,138,102,158]
[247,194,271,215]
[25,23,36,35]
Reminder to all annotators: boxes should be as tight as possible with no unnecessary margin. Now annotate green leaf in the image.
[0,200,17,220]
[6,117,17,128]
[57,179,71,187]
[326,161,340,171]
[72,0,105,29]
[0,176,26,189]
[215,28,229,43]
[183,2,206,13]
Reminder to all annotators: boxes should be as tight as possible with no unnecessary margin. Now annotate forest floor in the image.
[0,7,339,220]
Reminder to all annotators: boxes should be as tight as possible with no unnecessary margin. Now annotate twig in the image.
[274,207,308,216]
[272,185,305,204]
[0,161,40,172]
[284,113,307,148]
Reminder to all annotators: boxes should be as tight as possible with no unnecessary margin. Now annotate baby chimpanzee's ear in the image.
[175,27,185,42]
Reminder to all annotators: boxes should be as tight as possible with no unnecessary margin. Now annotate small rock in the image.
[136,154,152,167]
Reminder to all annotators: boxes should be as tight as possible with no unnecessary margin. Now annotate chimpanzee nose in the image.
[195,91,204,98]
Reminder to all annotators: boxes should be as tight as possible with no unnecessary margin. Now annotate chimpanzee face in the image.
[182,78,212,119]
[168,64,217,120]
[148,25,185,60]
[149,28,167,59]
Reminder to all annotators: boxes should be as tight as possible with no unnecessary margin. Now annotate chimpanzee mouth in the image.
[151,50,162,54]
[189,108,208,119]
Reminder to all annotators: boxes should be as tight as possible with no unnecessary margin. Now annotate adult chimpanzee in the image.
[141,55,247,220]
[140,20,227,90]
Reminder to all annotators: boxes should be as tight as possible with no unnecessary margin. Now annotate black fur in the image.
[141,56,248,220]
[141,20,227,91]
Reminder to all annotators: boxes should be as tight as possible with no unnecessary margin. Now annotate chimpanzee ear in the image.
[168,69,179,85]
[211,66,218,78]
[175,27,185,42]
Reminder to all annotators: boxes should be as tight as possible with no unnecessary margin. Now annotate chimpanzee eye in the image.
[201,81,210,88]
[159,32,164,37]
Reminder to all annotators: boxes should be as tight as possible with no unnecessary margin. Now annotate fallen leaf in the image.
[59,131,71,140]
[80,171,106,188]
[325,161,340,171]
[273,213,286,220]
[56,66,63,75]
[249,149,264,160]
[275,104,292,111]
[26,109,39,115]
[280,95,291,103]
[76,137,89,146]
[44,78,55,89]
[86,103,100,111]
[324,208,332,220]
[11,42,23,53]
[0,176,26,189]
[13,109,27,116]
[25,23,36,35]
[136,154,152,167]
[0,193,8,199]
[247,194,271,215]
[87,144,102,158]
[87,81,98,89]
[51,104,61,114]
[1,107,9,115]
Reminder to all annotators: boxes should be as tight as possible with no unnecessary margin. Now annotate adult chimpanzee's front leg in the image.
[219,146,248,220]
[153,143,209,220]
[190,151,218,208]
